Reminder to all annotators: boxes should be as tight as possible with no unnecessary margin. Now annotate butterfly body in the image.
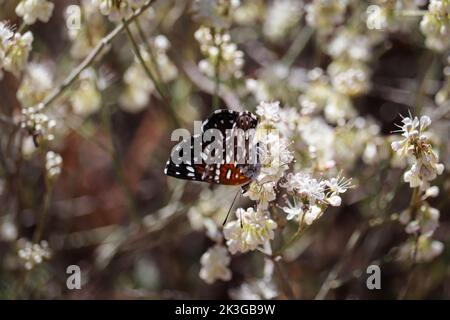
[164,109,260,186]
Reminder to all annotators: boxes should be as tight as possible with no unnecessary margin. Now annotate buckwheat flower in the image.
[17,239,52,270]
[277,107,301,139]
[420,0,450,51]
[263,0,303,42]
[280,172,325,204]
[20,103,56,144]
[324,175,352,207]
[92,0,131,21]
[0,220,18,242]
[195,27,244,79]
[45,151,63,180]
[0,22,14,72]
[244,181,277,210]
[223,207,277,254]
[391,115,444,189]
[328,60,371,96]
[304,205,323,225]
[398,235,444,263]
[3,31,33,76]
[255,101,281,124]
[15,0,55,25]
[17,62,53,107]
[229,278,278,300]
[282,198,304,220]
[70,68,101,116]
[298,118,335,168]
[199,245,232,284]
[192,0,240,29]
[305,0,348,35]
[327,28,372,62]
[255,132,294,184]
[401,204,440,237]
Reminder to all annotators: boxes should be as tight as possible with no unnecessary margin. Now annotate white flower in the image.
[0,220,18,242]
[304,205,323,225]
[305,0,347,34]
[398,235,444,263]
[3,31,33,76]
[324,175,352,206]
[17,62,53,107]
[92,0,131,21]
[280,172,325,204]
[192,0,240,29]
[199,245,232,284]
[17,239,52,270]
[21,103,56,143]
[0,22,14,71]
[256,101,281,123]
[392,115,444,189]
[15,0,55,25]
[223,207,277,254]
[45,151,63,180]
[263,0,303,41]
[229,278,278,300]
[244,182,276,210]
[281,198,304,220]
[70,69,101,116]
[255,131,293,184]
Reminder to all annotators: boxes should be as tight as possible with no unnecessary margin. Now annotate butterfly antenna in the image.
[223,188,241,226]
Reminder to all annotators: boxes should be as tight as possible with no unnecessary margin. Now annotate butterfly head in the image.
[236,112,258,131]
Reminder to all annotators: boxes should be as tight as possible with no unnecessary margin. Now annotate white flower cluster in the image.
[192,0,241,29]
[223,207,277,254]
[195,26,244,80]
[398,234,444,263]
[199,245,232,284]
[120,35,177,113]
[420,0,450,51]
[219,101,350,263]
[392,115,445,263]
[391,116,444,189]
[45,151,63,180]
[92,0,146,22]
[16,0,55,25]
[0,22,33,77]
[17,239,52,270]
[299,68,357,124]
[366,1,419,32]
[20,104,56,144]
[17,62,53,108]
[280,173,351,224]
[263,0,303,42]
[70,68,102,117]
[305,0,348,35]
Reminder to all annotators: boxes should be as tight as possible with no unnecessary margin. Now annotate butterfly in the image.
[164,109,260,186]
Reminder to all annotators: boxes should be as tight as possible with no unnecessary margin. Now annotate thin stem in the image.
[398,10,427,17]
[273,259,296,299]
[41,0,155,110]
[212,29,221,109]
[134,18,169,97]
[32,144,51,243]
[282,26,313,67]
[123,20,180,127]
[17,21,27,34]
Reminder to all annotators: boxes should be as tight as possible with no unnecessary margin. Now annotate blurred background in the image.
[0,0,449,299]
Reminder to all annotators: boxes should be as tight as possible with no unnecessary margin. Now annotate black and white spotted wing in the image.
[164,109,260,185]
[201,109,240,135]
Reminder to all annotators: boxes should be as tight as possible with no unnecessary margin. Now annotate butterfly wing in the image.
[164,134,206,182]
[165,109,259,186]
[201,109,240,135]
